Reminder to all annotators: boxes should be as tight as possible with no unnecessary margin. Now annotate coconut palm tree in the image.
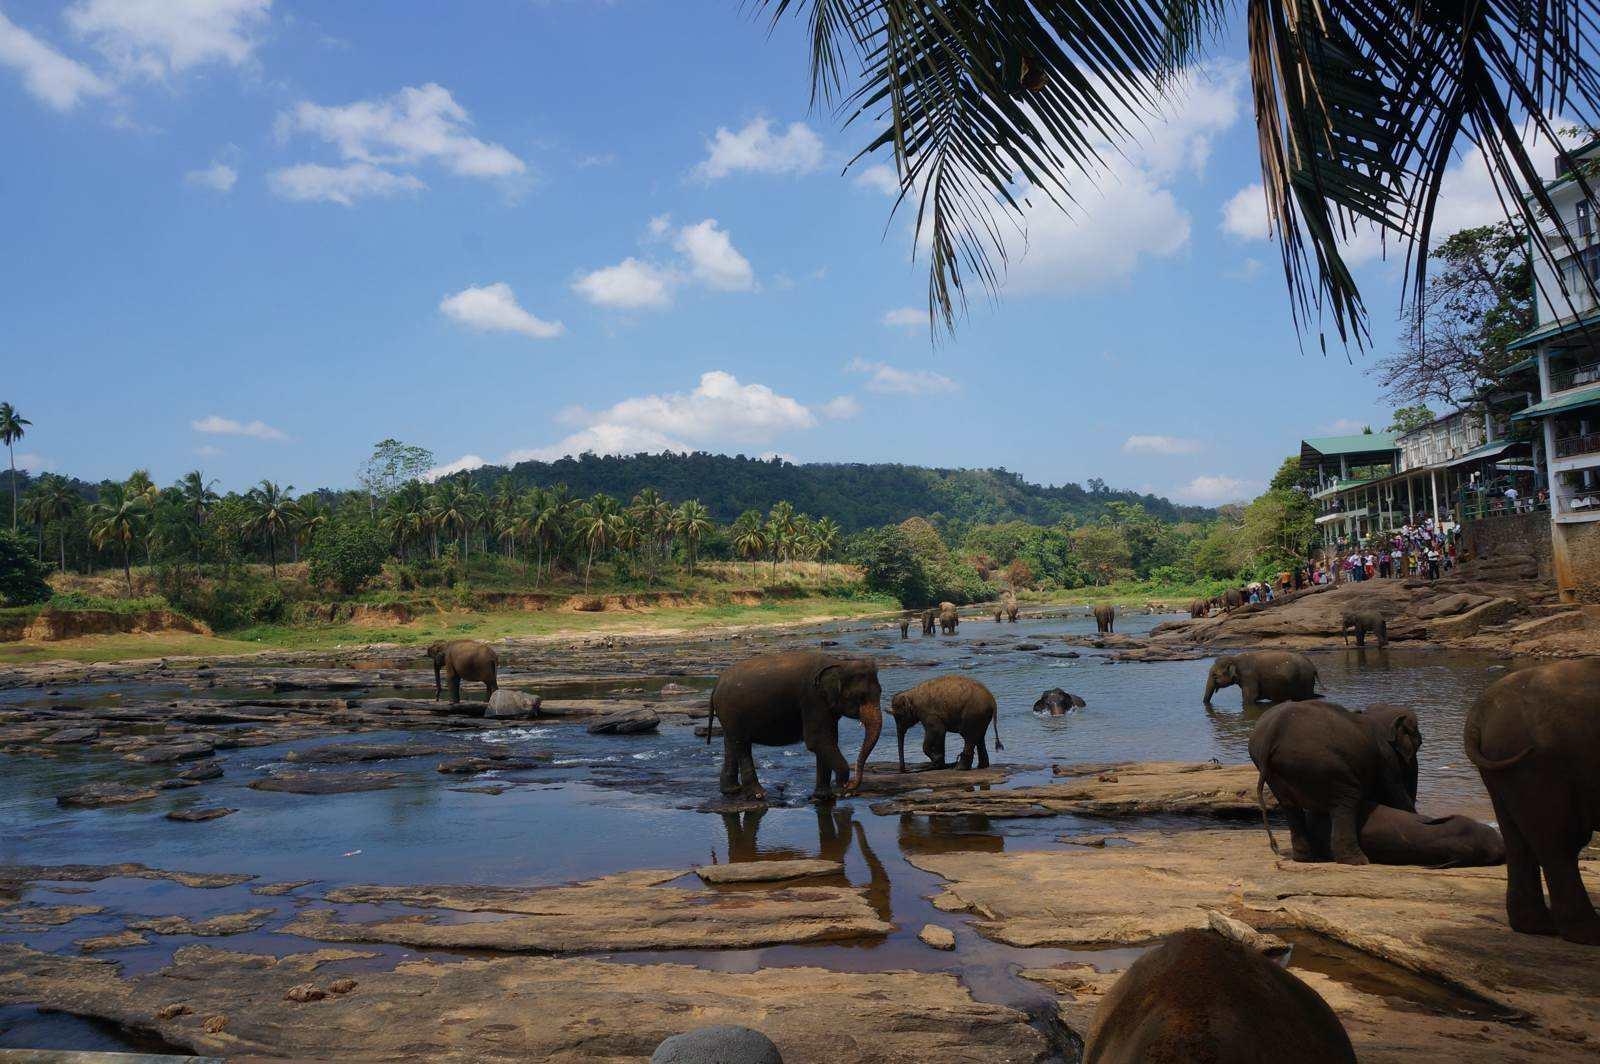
[732,513,770,582]
[177,471,219,526]
[0,402,31,531]
[528,489,564,587]
[758,0,1600,344]
[89,488,146,596]
[381,483,427,561]
[243,480,295,579]
[767,501,798,573]
[24,474,81,573]
[292,494,328,562]
[576,493,621,592]
[812,515,841,573]
[672,499,713,575]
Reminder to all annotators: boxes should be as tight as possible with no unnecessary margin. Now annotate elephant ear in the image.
[816,662,845,706]
[1392,710,1422,753]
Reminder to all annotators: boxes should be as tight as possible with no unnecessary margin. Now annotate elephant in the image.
[708,651,883,802]
[1006,604,1020,623]
[1356,803,1504,868]
[1341,608,1388,647]
[1093,603,1116,634]
[1084,930,1356,1064]
[1222,587,1246,610]
[1188,598,1209,619]
[1250,700,1422,864]
[938,602,959,634]
[1202,650,1319,707]
[889,675,1002,772]
[1464,659,1600,944]
[898,618,911,639]
[427,639,499,704]
[920,608,937,636]
[994,609,1004,623]
[1033,688,1086,715]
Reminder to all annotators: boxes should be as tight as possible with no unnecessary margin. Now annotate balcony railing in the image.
[1556,490,1600,516]
[1554,431,1600,459]
[1550,360,1600,393]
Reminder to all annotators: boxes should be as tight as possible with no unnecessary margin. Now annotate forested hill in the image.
[469,452,1212,532]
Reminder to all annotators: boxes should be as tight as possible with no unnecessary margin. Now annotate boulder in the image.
[485,689,542,720]
[435,753,549,774]
[249,771,402,795]
[652,1025,784,1064]
[166,807,236,822]
[1428,597,1522,639]
[41,726,99,745]
[123,740,216,764]
[918,925,956,951]
[57,783,160,809]
[695,859,842,884]
[179,761,224,782]
[1415,592,1493,620]
[586,708,661,735]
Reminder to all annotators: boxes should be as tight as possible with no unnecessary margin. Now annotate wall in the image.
[1459,511,1554,582]
[1553,519,1600,602]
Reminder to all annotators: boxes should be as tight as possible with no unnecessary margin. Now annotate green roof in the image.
[1500,355,1539,375]
[1301,433,1399,460]
[1511,383,1600,421]
[1507,309,1600,352]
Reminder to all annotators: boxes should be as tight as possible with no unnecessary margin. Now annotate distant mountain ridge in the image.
[461,451,1212,533]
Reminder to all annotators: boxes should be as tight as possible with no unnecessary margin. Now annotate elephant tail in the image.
[706,693,716,745]
[991,707,1004,751]
[1462,719,1532,773]
[1256,774,1282,857]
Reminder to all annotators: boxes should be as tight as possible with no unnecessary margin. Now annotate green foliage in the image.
[0,529,51,606]
[307,520,390,594]
[1386,404,1437,435]
[852,525,928,607]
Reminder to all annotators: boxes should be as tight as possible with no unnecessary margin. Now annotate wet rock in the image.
[252,880,314,896]
[155,1002,192,1020]
[179,761,224,782]
[285,982,327,1002]
[485,689,542,719]
[0,863,253,891]
[284,868,891,952]
[157,778,201,790]
[653,1025,784,1064]
[435,753,548,774]
[166,807,237,822]
[1014,643,1042,651]
[450,785,508,795]
[693,724,723,738]
[77,930,149,953]
[123,739,216,764]
[41,726,99,744]
[0,904,104,927]
[872,761,1267,820]
[328,977,357,995]
[1205,909,1289,956]
[285,742,450,764]
[917,925,956,951]
[57,783,160,809]
[250,771,403,794]
[586,708,661,735]
[694,859,843,884]
[128,909,276,936]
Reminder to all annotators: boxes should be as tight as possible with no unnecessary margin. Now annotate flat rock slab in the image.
[284,869,891,952]
[165,807,236,823]
[869,761,1268,819]
[56,784,161,809]
[127,909,276,937]
[913,828,1600,1062]
[251,881,314,897]
[694,859,843,884]
[75,930,150,953]
[0,944,1050,1063]
[249,771,403,795]
[0,904,104,928]
[585,709,662,734]
[0,864,254,892]
[852,762,1035,798]
[122,740,216,764]
[435,753,549,774]
[284,743,450,764]
[41,727,99,744]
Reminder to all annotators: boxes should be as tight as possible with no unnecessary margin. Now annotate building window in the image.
[1580,199,1594,240]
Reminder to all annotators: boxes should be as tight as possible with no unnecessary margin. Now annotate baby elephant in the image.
[898,618,911,639]
[1033,688,1087,715]
[1085,930,1355,1064]
[427,639,499,704]
[1358,804,1504,868]
[1093,603,1116,634]
[1202,650,1319,707]
[890,675,1002,773]
[1341,608,1388,647]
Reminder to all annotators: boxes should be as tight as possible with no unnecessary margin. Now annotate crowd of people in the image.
[1308,518,1460,585]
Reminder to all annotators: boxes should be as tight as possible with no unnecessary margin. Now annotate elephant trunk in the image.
[1202,675,1216,706]
[852,700,883,789]
[895,715,909,774]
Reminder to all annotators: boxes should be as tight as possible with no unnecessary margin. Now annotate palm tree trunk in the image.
[7,444,14,531]
[121,543,132,597]
[59,528,66,574]
[269,534,278,579]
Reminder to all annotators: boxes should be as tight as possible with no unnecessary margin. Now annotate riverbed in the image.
[0,608,1524,1056]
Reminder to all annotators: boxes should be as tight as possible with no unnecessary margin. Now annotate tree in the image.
[292,494,329,562]
[1387,404,1437,435]
[243,480,295,579]
[89,489,147,595]
[0,528,50,606]
[307,519,389,594]
[853,525,928,606]
[811,515,840,571]
[23,474,80,573]
[357,439,435,512]
[0,402,30,531]
[1370,222,1535,408]
[1071,525,1132,585]
[673,499,713,575]
[576,493,620,591]
[731,511,769,580]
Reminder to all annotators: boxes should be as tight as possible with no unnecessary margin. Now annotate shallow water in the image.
[0,610,1522,1051]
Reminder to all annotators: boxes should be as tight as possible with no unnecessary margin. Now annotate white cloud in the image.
[191,414,287,441]
[881,307,924,328]
[184,161,237,192]
[0,9,111,111]
[819,395,861,420]
[674,219,754,291]
[571,257,676,310]
[1175,474,1256,504]
[194,444,223,458]
[267,162,425,206]
[66,0,269,79]
[1123,434,1202,456]
[846,358,959,396]
[13,452,55,473]
[645,213,672,240]
[1220,183,1268,240]
[855,162,901,197]
[424,454,488,481]
[1225,257,1263,282]
[439,282,563,340]
[694,117,824,180]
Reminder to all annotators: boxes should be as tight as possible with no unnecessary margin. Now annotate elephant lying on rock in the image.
[1357,804,1504,868]
[1033,688,1086,715]
[1250,700,1421,864]
[427,639,498,704]
[1341,608,1388,647]
[1085,930,1356,1064]
[1202,650,1319,707]
[1093,603,1116,634]
[1466,659,1600,944]
[890,675,1002,772]
[709,651,882,802]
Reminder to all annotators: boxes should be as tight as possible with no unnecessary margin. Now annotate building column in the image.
[1543,416,1563,514]
[1430,469,1440,525]
[1407,476,1415,523]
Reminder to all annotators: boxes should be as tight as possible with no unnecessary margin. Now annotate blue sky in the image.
[0,1,1513,505]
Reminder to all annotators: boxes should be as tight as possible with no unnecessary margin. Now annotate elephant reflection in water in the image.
[719,806,891,921]
[897,813,1005,856]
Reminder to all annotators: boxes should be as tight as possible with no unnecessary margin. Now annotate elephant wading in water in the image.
[708,651,883,802]
[890,675,1002,772]
[938,602,960,634]
[1033,688,1086,715]
[1188,598,1209,619]
[1341,608,1389,647]
[427,639,499,704]
[1202,650,1319,707]
[1093,603,1116,634]
[1085,930,1356,1064]
[1250,700,1421,864]
[1465,659,1600,944]
[898,618,911,639]
[920,608,937,636]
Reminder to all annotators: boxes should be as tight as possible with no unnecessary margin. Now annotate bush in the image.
[307,521,389,595]
[0,530,51,607]
[853,526,928,607]
[169,577,286,631]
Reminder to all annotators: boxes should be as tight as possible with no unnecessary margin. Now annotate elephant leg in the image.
[1283,807,1323,863]
[448,670,462,705]
[433,665,442,701]
[719,734,742,795]
[738,744,765,801]
[1329,801,1369,865]
[922,723,947,768]
[484,674,497,700]
[816,742,850,800]
[1544,856,1600,944]
[1239,679,1259,704]
[1354,628,1366,647]
[957,737,977,771]
[975,734,990,769]
[1492,795,1556,935]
